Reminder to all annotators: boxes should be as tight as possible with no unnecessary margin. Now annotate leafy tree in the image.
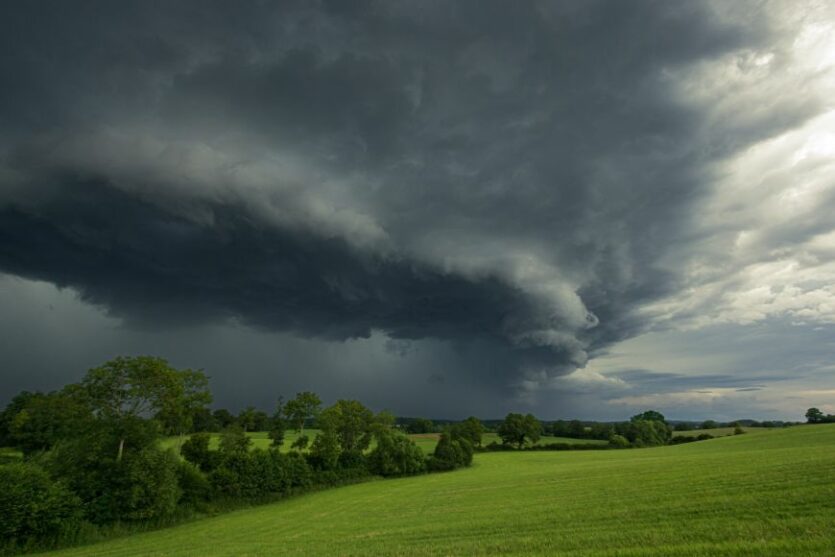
[806,407,825,424]
[631,410,667,423]
[8,390,91,455]
[285,392,322,437]
[617,419,671,447]
[180,432,216,472]
[218,425,251,455]
[268,398,287,447]
[428,430,473,471]
[212,408,236,430]
[190,407,217,432]
[368,430,425,477]
[44,420,179,524]
[155,369,212,438]
[568,419,586,438]
[406,418,435,434]
[307,430,340,470]
[81,356,210,461]
[700,420,718,430]
[497,413,542,449]
[452,416,485,446]
[0,391,37,447]
[237,406,258,433]
[674,422,694,431]
[318,399,375,454]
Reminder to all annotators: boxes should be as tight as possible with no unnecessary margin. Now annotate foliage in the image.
[291,434,310,451]
[804,407,835,423]
[81,356,210,460]
[284,392,322,435]
[631,410,666,423]
[497,413,542,448]
[318,399,375,454]
[405,417,435,434]
[367,430,426,477]
[268,398,287,447]
[701,420,718,429]
[428,430,473,471]
[0,462,82,544]
[608,434,630,448]
[8,390,91,455]
[451,416,485,446]
[218,426,252,455]
[615,419,672,447]
[180,432,217,472]
[307,430,340,471]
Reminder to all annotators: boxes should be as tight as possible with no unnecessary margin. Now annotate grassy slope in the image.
[49,424,835,556]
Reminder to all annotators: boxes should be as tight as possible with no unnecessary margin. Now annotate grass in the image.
[46,424,835,556]
[160,430,606,456]
[672,426,761,437]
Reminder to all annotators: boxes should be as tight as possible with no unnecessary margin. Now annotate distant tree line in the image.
[805,408,835,424]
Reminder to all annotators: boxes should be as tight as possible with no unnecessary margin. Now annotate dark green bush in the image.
[368,431,426,477]
[0,462,82,545]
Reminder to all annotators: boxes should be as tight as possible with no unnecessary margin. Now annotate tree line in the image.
[0,357,473,554]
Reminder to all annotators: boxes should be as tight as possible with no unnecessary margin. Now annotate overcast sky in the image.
[1,1,834,421]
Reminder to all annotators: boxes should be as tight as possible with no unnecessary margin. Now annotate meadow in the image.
[47,424,835,556]
[160,430,606,455]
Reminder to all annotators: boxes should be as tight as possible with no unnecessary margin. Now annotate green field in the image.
[47,424,835,556]
[673,426,759,438]
[160,430,605,456]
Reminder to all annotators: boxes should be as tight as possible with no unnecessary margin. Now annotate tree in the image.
[368,430,425,477]
[318,399,375,455]
[237,406,257,433]
[307,429,340,470]
[631,410,667,423]
[212,409,235,430]
[155,369,212,438]
[284,392,322,437]
[428,430,473,471]
[218,425,251,455]
[8,389,91,455]
[0,391,37,447]
[406,418,435,434]
[700,420,718,430]
[268,398,287,447]
[497,413,542,449]
[806,407,825,424]
[452,416,485,446]
[81,356,210,461]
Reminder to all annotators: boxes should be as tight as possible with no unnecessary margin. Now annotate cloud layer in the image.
[1,1,834,416]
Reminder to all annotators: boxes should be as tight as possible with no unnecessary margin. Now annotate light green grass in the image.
[48,424,835,556]
[672,426,764,437]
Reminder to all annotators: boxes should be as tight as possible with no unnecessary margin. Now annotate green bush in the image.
[368,431,426,477]
[608,434,630,448]
[176,461,211,506]
[428,431,473,471]
[181,432,217,472]
[0,462,82,545]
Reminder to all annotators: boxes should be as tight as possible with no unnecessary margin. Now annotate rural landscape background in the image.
[2,0,835,555]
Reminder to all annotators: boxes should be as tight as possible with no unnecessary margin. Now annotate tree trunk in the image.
[117,438,125,462]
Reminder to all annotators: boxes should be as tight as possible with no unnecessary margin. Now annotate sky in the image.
[1,0,834,421]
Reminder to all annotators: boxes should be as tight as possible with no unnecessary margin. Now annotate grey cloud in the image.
[0,0,827,411]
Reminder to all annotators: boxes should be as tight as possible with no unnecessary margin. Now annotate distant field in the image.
[673,426,763,437]
[48,424,835,556]
[160,430,606,456]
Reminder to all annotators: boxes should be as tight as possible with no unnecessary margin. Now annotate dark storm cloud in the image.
[0,0,804,401]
